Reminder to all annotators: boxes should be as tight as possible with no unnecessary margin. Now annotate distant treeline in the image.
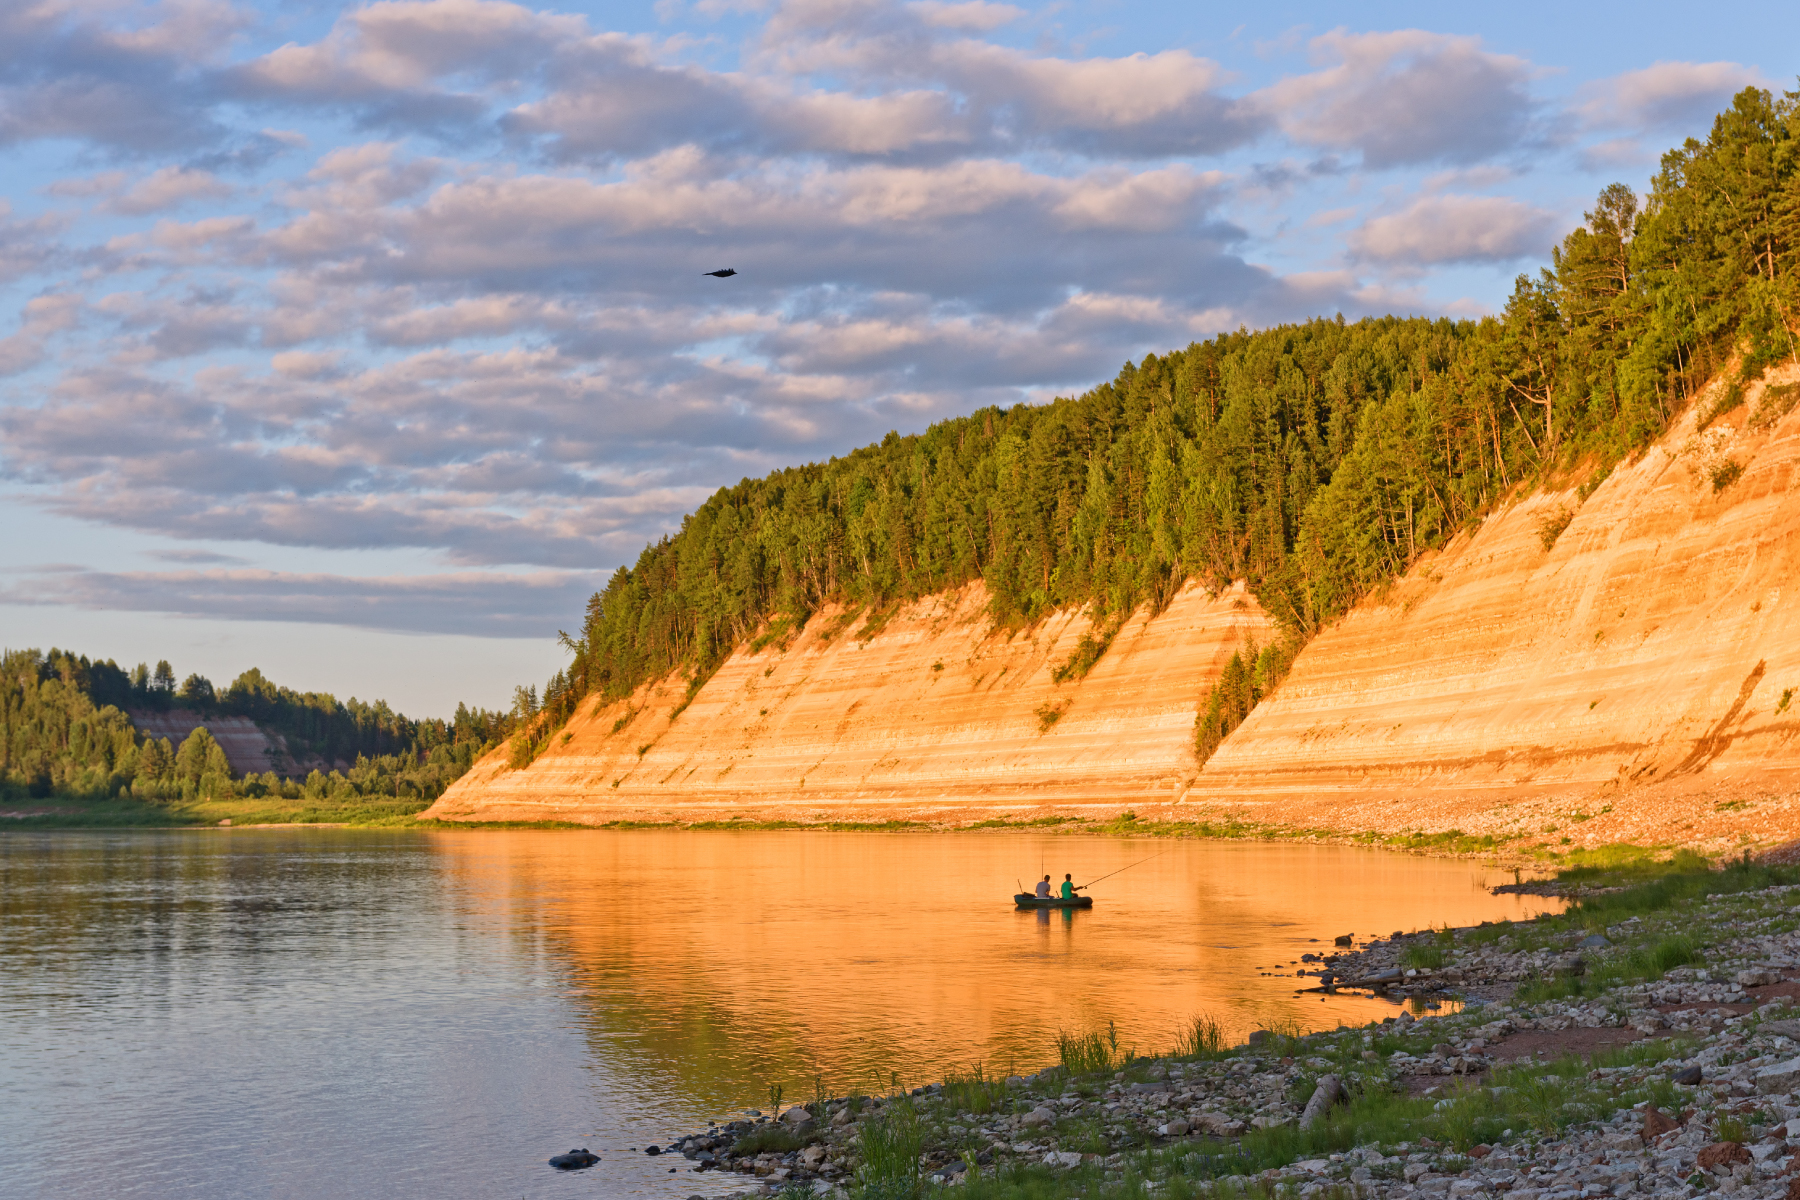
[0,647,515,804]
[502,87,1800,766]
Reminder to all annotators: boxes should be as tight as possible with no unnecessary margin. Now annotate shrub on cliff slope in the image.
[538,87,1799,748]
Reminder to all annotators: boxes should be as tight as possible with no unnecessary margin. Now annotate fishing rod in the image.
[1077,846,1172,892]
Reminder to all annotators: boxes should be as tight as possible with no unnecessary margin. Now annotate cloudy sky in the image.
[1,0,1795,716]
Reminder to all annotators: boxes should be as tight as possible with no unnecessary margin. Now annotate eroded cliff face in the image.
[1197,363,1800,848]
[424,581,1272,823]
[431,365,1800,849]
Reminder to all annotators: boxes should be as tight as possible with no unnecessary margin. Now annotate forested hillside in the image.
[0,647,514,805]
[508,87,1798,765]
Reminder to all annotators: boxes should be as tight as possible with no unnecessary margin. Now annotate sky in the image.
[1,0,1796,718]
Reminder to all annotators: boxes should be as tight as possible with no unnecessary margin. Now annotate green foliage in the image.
[2,649,144,801]
[1052,622,1120,684]
[1536,505,1575,550]
[1193,636,1294,764]
[1749,382,1800,431]
[1173,1014,1229,1060]
[1563,855,1800,922]
[1057,1021,1129,1074]
[1716,1114,1750,1144]
[534,87,1800,745]
[855,1099,924,1200]
[732,1125,809,1156]
[943,1064,1006,1115]
[2,646,512,811]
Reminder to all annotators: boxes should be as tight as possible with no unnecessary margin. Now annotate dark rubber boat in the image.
[1013,893,1093,909]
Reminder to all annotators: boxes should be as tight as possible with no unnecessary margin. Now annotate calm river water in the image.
[0,829,1562,1199]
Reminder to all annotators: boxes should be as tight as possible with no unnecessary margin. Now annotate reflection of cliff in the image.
[426,581,1270,822]
[431,830,1555,1112]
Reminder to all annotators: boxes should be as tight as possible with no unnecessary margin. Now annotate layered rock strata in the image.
[433,365,1800,845]
[1198,363,1800,844]
[425,581,1272,823]
[130,710,280,776]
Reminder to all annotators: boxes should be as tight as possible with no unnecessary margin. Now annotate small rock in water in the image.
[549,1149,599,1170]
[646,1145,662,1156]
[1334,933,1353,946]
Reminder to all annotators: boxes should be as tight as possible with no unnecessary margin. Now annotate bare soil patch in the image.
[1489,1026,1645,1062]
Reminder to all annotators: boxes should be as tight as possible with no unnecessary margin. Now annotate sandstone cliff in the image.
[1195,363,1800,849]
[424,581,1272,823]
[427,364,1800,850]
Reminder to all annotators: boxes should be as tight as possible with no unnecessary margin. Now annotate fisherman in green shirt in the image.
[1060,874,1077,900]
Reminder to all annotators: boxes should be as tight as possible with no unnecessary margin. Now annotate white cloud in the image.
[1575,61,1764,132]
[1259,30,1535,166]
[1349,194,1560,266]
[109,166,234,214]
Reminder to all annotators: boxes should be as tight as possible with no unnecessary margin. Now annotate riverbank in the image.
[0,792,432,828]
[9,799,1795,882]
[637,858,1800,1200]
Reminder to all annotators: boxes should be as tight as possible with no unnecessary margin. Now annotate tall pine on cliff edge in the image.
[517,87,1799,766]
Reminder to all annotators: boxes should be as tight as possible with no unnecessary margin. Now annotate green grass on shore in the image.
[0,792,434,829]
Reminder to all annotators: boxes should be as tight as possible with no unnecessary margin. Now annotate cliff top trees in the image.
[522,87,1800,745]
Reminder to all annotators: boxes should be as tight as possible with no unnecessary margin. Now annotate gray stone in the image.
[1157,1119,1191,1137]
[1044,1151,1083,1169]
[1192,1112,1245,1136]
[1737,969,1782,988]
[1299,1075,1343,1130]
[1247,1030,1272,1047]
[1756,1057,1800,1094]
[1578,935,1613,950]
[1019,1107,1056,1128]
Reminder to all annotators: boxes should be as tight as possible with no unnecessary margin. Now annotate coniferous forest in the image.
[0,647,513,806]
[516,88,1800,764]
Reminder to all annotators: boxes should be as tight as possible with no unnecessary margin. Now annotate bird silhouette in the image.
[702,268,737,278]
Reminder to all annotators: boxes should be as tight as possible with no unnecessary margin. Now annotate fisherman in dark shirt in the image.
[1035,875,1052,899]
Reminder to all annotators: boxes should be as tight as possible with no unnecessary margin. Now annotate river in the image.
[0,829,1561,1199]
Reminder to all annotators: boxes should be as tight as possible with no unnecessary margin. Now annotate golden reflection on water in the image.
[433,831,1562,1120]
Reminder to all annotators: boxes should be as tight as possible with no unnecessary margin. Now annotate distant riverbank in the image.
[11,793,1797,882]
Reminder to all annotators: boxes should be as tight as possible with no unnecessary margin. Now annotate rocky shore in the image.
[649,876,1800,1200]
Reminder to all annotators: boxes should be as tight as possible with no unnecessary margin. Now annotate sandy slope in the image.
[1194,362,1800,852]
[428,364,1800,851]
[423,581,1271,823]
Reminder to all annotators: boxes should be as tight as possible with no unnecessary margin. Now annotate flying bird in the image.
[702,268,737,278]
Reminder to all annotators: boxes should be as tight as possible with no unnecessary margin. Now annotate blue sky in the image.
[1,0,1796,717]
